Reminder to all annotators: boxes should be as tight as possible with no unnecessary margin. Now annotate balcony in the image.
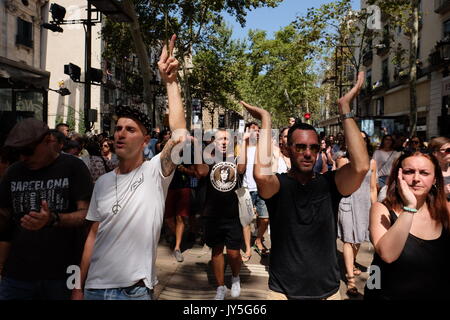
[376,40,389,56]
[363,50,373,67]
[435,0,450,14]
[429,37,450,69]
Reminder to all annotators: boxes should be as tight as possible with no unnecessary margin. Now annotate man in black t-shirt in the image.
[0,118,93,300]
[240,72,369,300]
[195,129,248,300]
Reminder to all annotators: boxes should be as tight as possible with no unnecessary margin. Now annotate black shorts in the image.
[203,217,243,250]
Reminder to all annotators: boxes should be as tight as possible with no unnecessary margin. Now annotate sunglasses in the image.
[291,143,320,154]
[439,148,450,154]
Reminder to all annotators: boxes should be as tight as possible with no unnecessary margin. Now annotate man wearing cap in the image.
[0,118,93,300]
[72,35,187,300]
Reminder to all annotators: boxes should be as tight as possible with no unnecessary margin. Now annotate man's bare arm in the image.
[334,72,370,196]
[240,101,280,199]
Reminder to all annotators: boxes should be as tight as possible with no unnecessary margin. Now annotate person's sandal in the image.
[346,275,359,297]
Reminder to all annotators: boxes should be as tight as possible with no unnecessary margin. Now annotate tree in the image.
[101,0,283,129]
[190,23,246,128]
[293,0,375,118]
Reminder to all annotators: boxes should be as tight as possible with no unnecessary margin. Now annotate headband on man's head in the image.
[115,105,152,134]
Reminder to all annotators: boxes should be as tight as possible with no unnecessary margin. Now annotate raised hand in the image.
[158,34,178,84]
[239,101,270,121]
[338,71,365,114]
[397,168,417,210]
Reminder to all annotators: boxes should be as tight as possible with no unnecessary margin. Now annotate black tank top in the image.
[364,209,450,300]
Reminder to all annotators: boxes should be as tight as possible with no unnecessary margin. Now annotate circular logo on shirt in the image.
[210,162,237,192]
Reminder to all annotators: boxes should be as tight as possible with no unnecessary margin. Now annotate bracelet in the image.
[402,206,418,213]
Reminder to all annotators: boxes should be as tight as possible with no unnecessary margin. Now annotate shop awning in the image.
[0,56,50,89]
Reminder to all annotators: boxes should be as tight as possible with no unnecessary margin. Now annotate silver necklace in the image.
[113,164,142,215]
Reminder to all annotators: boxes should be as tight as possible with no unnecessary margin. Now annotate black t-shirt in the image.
[169,166,192,190]
[364,209,450,300]
[203,161,239,219]
[0,153,93,280]
[264,171,343,299]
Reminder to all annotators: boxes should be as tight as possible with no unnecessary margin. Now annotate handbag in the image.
[235,174,254,227]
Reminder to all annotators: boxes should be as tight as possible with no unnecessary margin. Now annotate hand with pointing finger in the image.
[158,34,179,84]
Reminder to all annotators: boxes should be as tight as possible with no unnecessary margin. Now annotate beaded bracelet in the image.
[402,206,418,213]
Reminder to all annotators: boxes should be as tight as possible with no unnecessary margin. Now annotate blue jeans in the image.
[378,175,388,188]
[84,285,153,300]
[250,191,269,218]
[0,276,71,300]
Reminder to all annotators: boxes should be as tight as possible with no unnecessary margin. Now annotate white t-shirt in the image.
[85,154,173,289]
[373,149,401,177]
[277,156,289,174]
[243,146,257,192]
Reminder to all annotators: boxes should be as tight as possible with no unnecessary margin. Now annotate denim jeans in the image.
[84,285,153,300]
[0,276,71,300]
[250,191,269,218]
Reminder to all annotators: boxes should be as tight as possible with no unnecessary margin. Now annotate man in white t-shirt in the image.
[242,122,270,261]
[72,35,187,300]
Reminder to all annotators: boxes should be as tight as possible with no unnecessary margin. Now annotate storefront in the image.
[0,57,49,146]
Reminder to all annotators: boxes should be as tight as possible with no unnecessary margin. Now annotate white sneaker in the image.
[231,276,241,298]
[214,285,227,300]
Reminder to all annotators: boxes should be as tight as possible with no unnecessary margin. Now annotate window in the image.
[376,98,384,116]
[444,19,450,38]
[16,18,33,48]
[366,69,372,89]
[382,59,389,83]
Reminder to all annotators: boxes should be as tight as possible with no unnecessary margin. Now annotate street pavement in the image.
[153,231,375,300]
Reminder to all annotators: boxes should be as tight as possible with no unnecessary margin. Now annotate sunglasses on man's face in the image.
[291,143,320,154]
[15,145,37,157]
[440,148,450,154]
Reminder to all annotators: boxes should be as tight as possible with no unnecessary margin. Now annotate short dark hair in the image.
[48,129,66,144]
[56,123,69,129]
[245,122,259,129]
[287,122,318,145]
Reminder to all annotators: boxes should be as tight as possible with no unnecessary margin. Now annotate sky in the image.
[223,0,361,40]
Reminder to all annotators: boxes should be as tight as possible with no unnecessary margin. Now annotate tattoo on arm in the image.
[160,139,178,177]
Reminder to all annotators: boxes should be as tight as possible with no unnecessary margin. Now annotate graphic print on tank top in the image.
[210,162,237,192]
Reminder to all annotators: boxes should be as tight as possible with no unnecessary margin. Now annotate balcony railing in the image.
[435,0,450,14]
[376,40,389,56]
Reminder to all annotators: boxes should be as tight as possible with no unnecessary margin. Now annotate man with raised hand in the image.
[72,35,187,300]
[240,72,369,300]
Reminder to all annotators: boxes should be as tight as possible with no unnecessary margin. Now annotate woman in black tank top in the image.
[365,151,450,300]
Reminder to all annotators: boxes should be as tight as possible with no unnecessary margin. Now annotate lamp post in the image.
[43,0,131,132]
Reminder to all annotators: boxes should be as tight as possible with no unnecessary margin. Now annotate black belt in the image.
[134,280,146,287]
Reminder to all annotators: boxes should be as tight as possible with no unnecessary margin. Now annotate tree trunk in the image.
[123,0,156,126]
[408,0,419,136]
[181,55,192,131]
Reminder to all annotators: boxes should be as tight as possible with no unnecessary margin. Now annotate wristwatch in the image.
[48,211,60,227]
[339,111,355,121]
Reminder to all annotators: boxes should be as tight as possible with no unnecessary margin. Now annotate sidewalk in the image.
[154,236,375,300]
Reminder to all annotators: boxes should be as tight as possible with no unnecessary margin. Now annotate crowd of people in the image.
[0,35,449,301]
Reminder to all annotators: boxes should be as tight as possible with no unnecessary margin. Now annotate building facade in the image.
[0,0,50,145]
